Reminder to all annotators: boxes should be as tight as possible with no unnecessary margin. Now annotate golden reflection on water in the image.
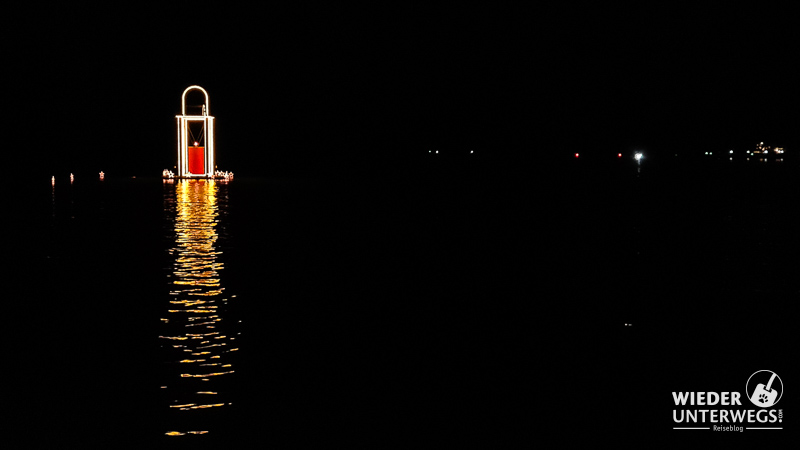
[160,180,238,437]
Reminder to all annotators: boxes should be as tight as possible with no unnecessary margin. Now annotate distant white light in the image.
[729,150,734,154]
[435,150,439,154]
[634,152,643,161]
[470,150,474,154]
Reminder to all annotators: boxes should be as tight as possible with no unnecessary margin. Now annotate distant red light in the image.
[618,153,622,158]
[575,153,579,158]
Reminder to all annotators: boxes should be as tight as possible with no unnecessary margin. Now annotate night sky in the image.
[6,4,799,176]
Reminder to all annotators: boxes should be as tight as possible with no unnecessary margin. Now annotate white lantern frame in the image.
[176,85,215,178]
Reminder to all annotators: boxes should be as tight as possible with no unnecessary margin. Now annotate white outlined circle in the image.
[746,370,783,407]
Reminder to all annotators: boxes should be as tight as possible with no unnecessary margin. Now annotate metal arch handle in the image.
[181,85,210,116]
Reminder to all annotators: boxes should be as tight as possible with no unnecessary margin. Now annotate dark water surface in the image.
[13,158,799,446]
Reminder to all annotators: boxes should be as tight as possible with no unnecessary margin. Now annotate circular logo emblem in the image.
[746,370,783,407]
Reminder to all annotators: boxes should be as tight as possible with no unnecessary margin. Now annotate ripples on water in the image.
[159,180,239,438]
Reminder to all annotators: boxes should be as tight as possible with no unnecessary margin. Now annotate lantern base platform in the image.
[162,170,234,181]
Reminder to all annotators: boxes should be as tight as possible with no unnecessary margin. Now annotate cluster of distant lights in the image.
[51,172,107,185]
[566,143,786,161]
[49,142,788,188]
[569,146,784,161]
[704,144,786,161]
[573,152,643,160]
[429,150,475,154]
[51,169,233,185]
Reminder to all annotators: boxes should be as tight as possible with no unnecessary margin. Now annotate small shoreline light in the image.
[634,152,643,162]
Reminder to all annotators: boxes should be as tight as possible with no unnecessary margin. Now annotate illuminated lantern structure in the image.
[176,85,215,178]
